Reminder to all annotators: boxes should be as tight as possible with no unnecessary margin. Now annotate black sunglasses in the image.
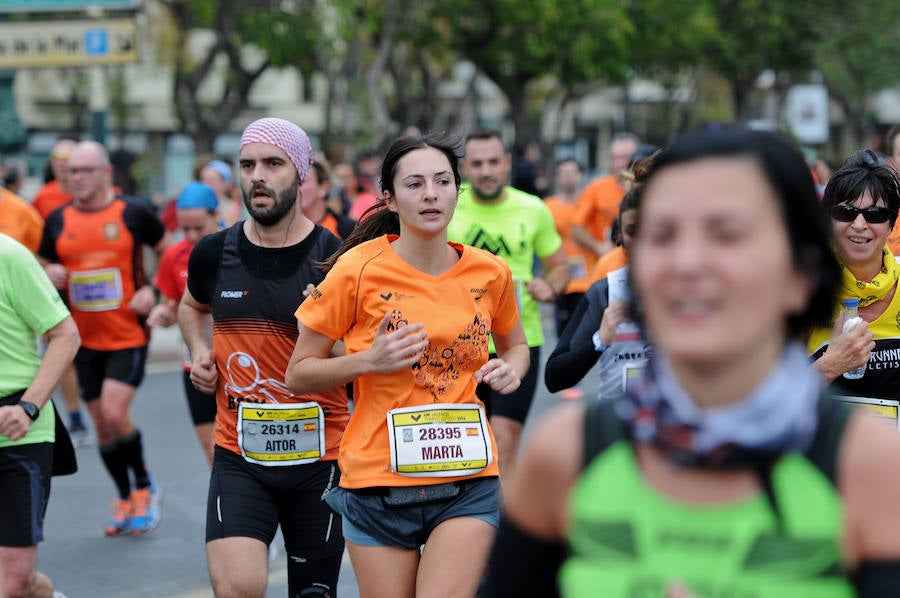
[830,204,892,224]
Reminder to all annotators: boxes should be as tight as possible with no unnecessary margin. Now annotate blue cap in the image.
[204,160,234,185]
[176,182,219,211]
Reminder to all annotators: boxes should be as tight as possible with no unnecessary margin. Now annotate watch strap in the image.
[19,401,40,421]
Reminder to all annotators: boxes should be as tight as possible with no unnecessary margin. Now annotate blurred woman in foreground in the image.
[485,129,900,597]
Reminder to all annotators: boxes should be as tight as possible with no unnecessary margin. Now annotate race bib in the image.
[387,404,492,477]
[69,268,123,311]
[513,278,525,312]
[237,402,325,466]
[567,255,587,280]
[622,360,649,394]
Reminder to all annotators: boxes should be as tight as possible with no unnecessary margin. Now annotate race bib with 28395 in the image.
[387,403,492,477]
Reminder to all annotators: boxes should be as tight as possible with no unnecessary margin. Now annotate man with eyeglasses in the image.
[37,140,172,537]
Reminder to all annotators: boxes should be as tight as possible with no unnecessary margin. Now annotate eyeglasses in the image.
[830,204,891,224]
[68,166,104,176]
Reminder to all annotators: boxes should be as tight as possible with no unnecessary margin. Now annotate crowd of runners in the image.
[1,119,900,597]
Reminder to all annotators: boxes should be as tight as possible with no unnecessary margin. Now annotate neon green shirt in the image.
[0,234,70,447]
[448,184,562,349]
[561,441,854,597]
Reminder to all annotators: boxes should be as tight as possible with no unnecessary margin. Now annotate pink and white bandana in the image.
[239,117,314,183]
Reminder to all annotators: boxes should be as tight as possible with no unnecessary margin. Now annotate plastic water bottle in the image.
[842,298,867,380]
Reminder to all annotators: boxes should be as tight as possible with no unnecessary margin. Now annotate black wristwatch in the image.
[19,401,40,422]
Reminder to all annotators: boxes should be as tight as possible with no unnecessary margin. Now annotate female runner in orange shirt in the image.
[286,134,530,598]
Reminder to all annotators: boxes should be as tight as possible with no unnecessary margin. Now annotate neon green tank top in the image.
[560,401,856,597]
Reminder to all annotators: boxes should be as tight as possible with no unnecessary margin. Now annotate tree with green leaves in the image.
[157,0,333,152]
[702,0,828,121]
[813,0,900,151]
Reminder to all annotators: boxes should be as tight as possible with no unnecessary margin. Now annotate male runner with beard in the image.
[178,118,348,597]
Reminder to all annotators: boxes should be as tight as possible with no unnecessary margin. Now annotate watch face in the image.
[20,401,39,421]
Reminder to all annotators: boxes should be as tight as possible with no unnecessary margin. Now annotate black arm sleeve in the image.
[854,561,900,597]
[482,515,564,598]
[37,209,64,262]
[123,201,166,248]
[544,279,610,392]
[185,230,227,305]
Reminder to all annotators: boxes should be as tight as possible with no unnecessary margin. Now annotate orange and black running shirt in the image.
[296,234,521,489]
[185,223,349,460]
[38,198,165,350]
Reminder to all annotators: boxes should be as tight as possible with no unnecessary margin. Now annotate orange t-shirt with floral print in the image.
[296,235,520,489]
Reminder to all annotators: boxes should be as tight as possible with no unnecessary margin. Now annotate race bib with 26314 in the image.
[237,401,325,466]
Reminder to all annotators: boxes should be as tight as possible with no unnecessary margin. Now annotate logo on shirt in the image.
[378,291,414,302]
[469,288,487,301]
[103,222,120,241]
[220,290,249,298]
[466,228,514,257]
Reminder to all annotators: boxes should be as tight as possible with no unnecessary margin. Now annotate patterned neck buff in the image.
[240,117,314,184]
[838,246,898,308]
[616,343,821,469]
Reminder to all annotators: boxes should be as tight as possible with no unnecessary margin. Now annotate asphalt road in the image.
[37,313,576,597]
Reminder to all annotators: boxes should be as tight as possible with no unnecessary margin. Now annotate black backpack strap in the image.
[803,392,853,486]
[582,399,628,471]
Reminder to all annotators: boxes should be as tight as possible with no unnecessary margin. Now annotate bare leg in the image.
[0,545,54,598]
[207,537,268,598]
[60,364,81,419]
[347,540,419,598]
[489,415,524,481]
[417,517,495,598]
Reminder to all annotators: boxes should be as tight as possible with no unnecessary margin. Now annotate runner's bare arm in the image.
[477,321,529,394]
[178,288,217,394]
[527,246,570,302]
[0,316,80,441]
[570,223,613,257]
[153,232,173,257]
[37,256,68,290]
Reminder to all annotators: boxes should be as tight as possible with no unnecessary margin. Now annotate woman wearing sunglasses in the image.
[809,149,900,398]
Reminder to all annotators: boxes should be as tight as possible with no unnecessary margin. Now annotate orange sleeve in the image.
[573,183,597,227]
[295,252,360,340]
[23,208,44,254]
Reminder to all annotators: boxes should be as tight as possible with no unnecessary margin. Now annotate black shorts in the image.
[74,346,148,401]
[206,446,344,557]
[476,346,541,424]
[0,442,53,547]
[182,370,216,426]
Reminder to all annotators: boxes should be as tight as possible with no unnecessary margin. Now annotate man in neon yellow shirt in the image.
[0,232,80,598]
[448,129,569,476]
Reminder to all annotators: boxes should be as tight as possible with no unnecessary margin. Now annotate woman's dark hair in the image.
[612,151,659,245]
[822,149,900,228]
[634,128,839,339]
[319,133,463,273]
